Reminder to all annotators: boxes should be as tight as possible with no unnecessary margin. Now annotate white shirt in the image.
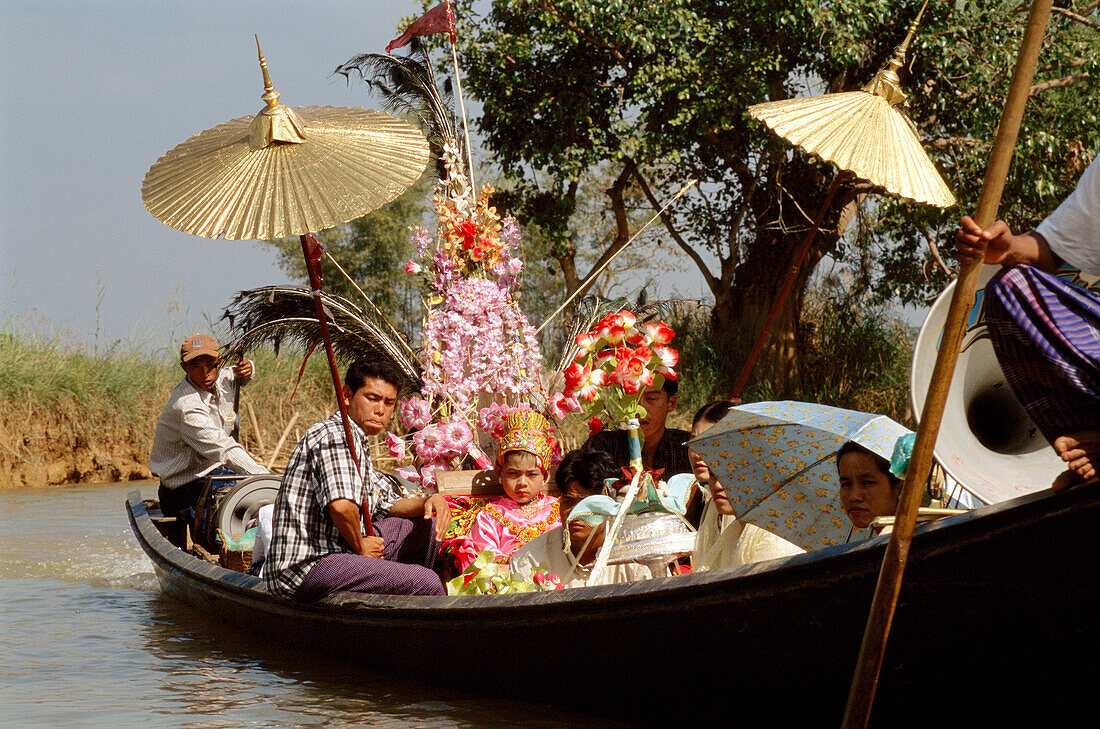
[692,500,804,572]
[510,527,651,589]
[149,363,264,488]
[1036,155,1100,275]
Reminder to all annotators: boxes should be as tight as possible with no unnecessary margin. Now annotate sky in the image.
[0,0,928,362]
[0,0,457,355]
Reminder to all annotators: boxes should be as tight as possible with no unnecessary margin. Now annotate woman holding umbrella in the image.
[686,401,803,571]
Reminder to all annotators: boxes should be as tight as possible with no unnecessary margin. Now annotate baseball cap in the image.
[180,334,219,363]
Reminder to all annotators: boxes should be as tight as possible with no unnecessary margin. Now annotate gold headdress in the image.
[496,411,555,474]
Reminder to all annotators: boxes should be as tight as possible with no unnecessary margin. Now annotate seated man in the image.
[955,154,1100,489]
[511,449,649,588]
[150,333,266,519]
[583,378,691,477]
[264,358,451,600]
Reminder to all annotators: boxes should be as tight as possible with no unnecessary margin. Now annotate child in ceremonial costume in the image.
[440,411,560,572]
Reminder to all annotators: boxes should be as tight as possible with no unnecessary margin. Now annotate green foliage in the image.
[671,284,914,424]
[260,178,432,332]
[0,326,172,424]
[435,0,1098,388]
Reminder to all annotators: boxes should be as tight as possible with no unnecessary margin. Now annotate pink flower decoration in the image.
[405,260,422,275]
[386,433,407,460]
[412,424,447,461]
[547,392,580,419]
[399,397,432,430]
[395,466,421,484]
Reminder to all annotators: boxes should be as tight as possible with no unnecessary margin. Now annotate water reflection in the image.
[139,594,615,728]
[0,484,631,728]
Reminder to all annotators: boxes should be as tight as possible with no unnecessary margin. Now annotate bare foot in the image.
[1052,432,1100,489]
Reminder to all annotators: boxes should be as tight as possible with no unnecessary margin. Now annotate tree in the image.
[440,0,1099,392]
[261,177,432,333]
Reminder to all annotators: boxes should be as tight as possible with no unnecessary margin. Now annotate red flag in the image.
[386,1,456,53]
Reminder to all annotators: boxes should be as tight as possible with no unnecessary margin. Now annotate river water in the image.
[0,483,629,728]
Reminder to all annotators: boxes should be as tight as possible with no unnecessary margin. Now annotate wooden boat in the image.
[127,483,1100,727]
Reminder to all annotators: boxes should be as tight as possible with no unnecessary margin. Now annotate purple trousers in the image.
[985,265,1100,442]
[295,516,444,600]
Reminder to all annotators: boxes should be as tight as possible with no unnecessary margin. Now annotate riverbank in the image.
[0,332,335,488]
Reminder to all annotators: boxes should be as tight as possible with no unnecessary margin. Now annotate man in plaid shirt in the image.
[265,358,450,600]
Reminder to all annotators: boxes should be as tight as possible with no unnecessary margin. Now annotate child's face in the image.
[838,451,899,528]
[499,451,544,505]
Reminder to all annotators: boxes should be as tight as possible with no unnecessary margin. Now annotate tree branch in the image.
[1030,71,1091,97]
[1051,6,1100,30]
[631,166,720,292]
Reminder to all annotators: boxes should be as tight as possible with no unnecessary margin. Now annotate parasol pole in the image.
[446,10,477,204]
[300,233,374,537]
[841,1,1054,725]
[730,171,847,400]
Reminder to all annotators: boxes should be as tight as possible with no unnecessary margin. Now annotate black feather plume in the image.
[221,286,422,388]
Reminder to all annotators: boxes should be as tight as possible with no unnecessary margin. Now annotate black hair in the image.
[692,400,736,429]
[554,449,619,496]
[836,441,902,489]
[344,358,406,394]
[660,375,679,397]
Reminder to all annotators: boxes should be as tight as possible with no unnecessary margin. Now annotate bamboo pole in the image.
[246,402,267,454]
[266,412,300,471]
[300,233,373,537]
[841,2,1054,726]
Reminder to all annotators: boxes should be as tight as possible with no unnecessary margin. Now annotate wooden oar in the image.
[840,2,1055,726]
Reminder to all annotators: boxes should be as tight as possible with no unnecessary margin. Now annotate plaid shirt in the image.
[264,413,403,597]
[583,427,693,478]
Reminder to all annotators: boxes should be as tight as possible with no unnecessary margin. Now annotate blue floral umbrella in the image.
[688,401,911,550]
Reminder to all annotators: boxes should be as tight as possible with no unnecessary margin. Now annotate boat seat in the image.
[434,469,561,497]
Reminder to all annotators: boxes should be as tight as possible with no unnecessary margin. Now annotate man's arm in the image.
[177,402,266,474]
[385,493,451,540]
[955,216,1062,273]
[328,498,383,557]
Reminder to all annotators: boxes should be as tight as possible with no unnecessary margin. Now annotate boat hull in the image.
[127,484,1100,726]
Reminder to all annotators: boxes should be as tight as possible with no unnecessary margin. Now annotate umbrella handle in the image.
[841,2,1055,726]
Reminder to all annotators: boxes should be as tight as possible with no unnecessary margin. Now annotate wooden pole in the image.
[300,233,374,537]
[266,411,300,471]
[730,172,845,400]
[841,2,1054,726]
[246,402,267,454]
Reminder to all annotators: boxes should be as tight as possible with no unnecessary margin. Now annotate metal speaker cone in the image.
[911,265,1099,503]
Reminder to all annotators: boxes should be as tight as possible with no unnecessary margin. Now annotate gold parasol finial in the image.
[248,36,307,150]
[862,0,930,107]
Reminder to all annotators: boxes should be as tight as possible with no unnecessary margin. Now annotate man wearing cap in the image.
[150,333,266,518]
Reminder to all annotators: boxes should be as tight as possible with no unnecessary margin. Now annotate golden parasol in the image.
[142,41,429,241]
[747,2,954,208]
[731,1,954,399]
[142,40,431,535]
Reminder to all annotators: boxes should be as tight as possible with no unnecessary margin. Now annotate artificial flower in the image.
[386,433,407,460]
[399,396,432,430]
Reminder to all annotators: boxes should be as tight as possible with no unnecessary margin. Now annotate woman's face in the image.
[690,418,735,515]
[688,418,716,485]
[499,451,544,505]
[837,451,899,529]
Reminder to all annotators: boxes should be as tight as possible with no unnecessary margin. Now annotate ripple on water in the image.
[1,483,635,729]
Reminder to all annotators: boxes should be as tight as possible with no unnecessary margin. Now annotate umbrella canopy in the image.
[142,41,430,241]
[688,401,911,550]
[747,3,955,208]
